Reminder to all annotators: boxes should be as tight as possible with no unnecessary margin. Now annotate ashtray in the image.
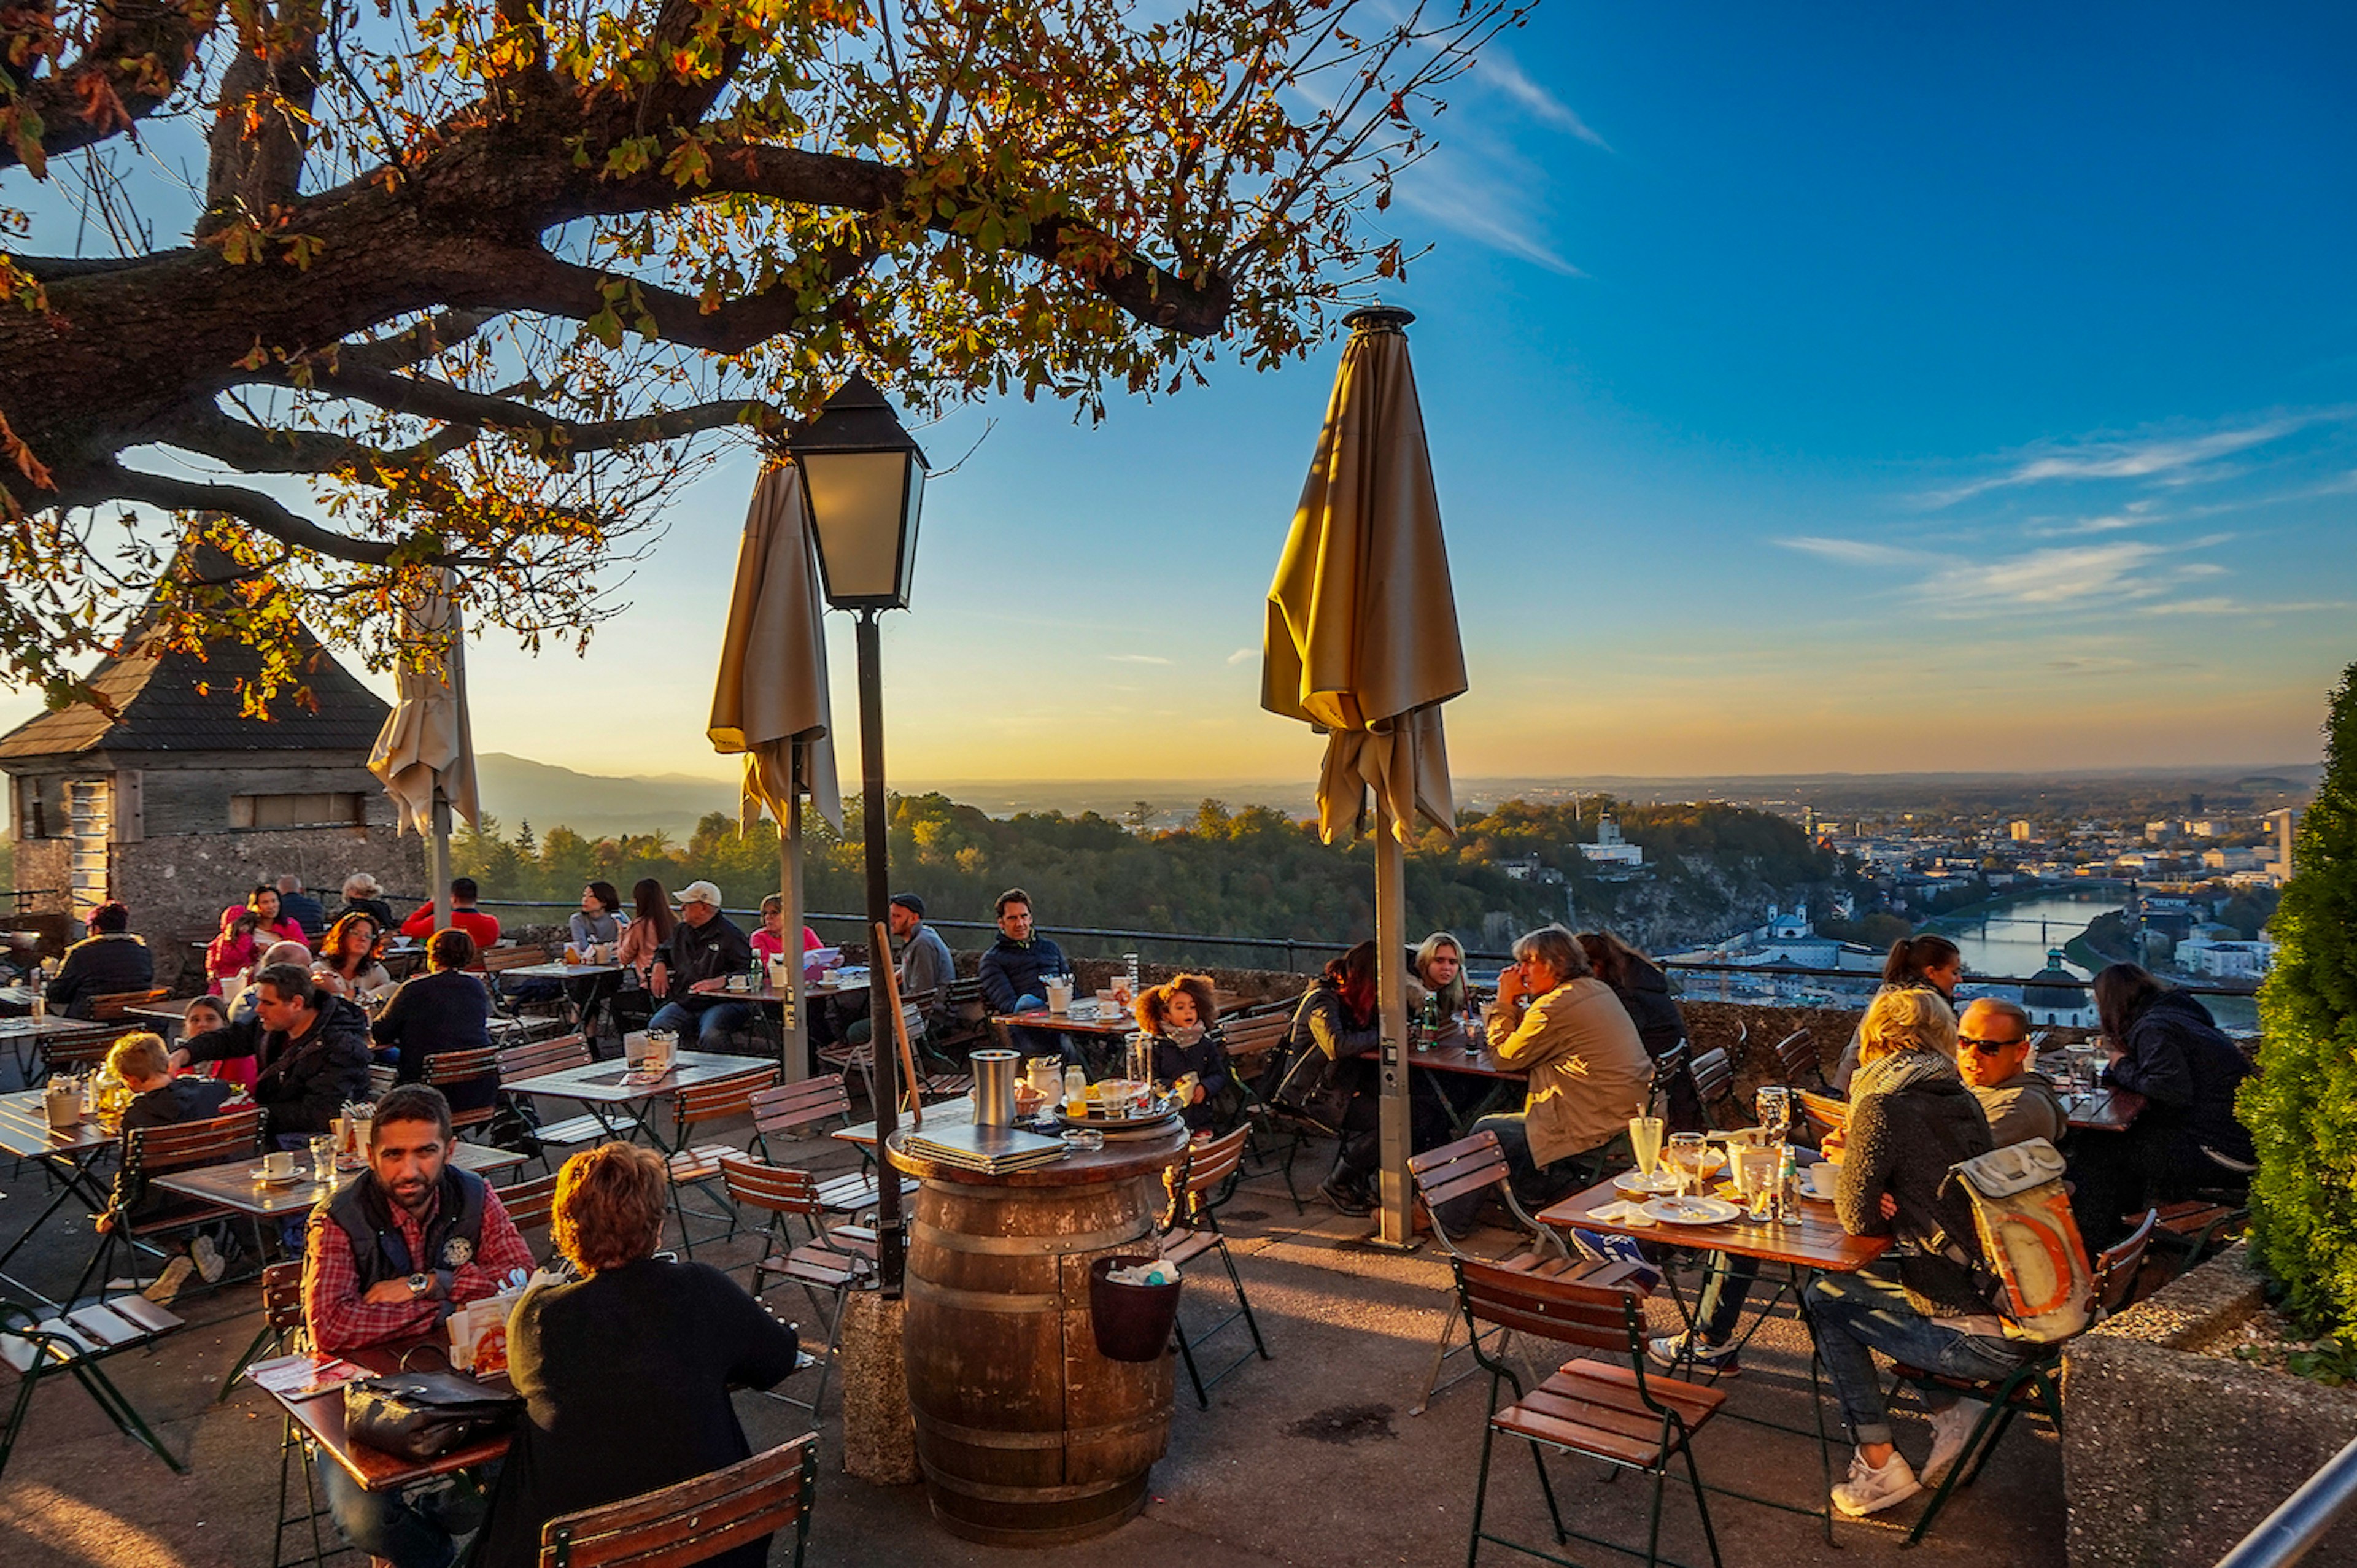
[1060,1129,1106,1151]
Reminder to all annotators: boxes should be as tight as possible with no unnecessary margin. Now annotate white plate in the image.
[1641,1194,1743,1226]
[1612,1169,1681,1194]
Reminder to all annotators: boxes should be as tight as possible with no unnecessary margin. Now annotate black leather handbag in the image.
[343,1369,522,1461]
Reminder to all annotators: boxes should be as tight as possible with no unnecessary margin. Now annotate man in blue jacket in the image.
[977,889,1078,1068]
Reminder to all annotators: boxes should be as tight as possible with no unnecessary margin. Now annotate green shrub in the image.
[2243,660,2357,1341]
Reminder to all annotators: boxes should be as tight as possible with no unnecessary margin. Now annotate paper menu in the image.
[246,1353,369,1399]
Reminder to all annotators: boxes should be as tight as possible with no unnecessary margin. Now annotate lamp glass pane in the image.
[897,466,926,602]
[803,450,911,603]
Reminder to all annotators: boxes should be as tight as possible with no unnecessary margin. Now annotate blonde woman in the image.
[1807,986,2018,1520]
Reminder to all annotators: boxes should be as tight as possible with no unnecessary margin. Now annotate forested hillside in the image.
[452,792,1853,960]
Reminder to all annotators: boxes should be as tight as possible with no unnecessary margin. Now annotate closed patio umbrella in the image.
[369,566,481,935]
[1263,304,1467,1245]
[711,461,846,1078]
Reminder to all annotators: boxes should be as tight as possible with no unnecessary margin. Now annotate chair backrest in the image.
[1771,1028,1819,1086]
[90,987,170,1022]
[675,1066,778,1132]
[538,1433,818,1568]
[1688,1046,1738,1125]
[2094,1208,2160,1315]
[1408,1131,1517,1254]
[1221,1012,1290,1073]
[261,1260,306,1332]
[750,1075,854,1143]
[1163,1127,1250,1227]
[1649,1041,1689,1114]
[1455,1256,1643,1359]
[1726,1019,1750,1068]
[496,1172,562,1237]
[424,1045,502,1089]
[125,1105,267,1178]
[500,1033,592,1084]
[368,1064,398,1099]
[1794,1089,1848,1144]
[481,945,553,976]
[718,1154,824,1219]
[39,1027,115,1075]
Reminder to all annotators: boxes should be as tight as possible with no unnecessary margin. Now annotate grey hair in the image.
[1512,924,1590,981]
[1966,997,2032,1035]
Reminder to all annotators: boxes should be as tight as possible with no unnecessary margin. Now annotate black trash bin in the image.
[1088,1254,1182,1362]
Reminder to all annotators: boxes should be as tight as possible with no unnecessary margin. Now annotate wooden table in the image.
[505,960,626,1039]
[2063,1086,2145,1132]
[0,984,34,1016]
[1409,1028,1527,1131]
[0,1088,118,1283]
[0,1012,114,1083]
[888,1119,1187,1545]
[834,1096,978,1150]
[262,1338,514,1493]
[993,1007,1137,1039]
[503,1049,766,1151]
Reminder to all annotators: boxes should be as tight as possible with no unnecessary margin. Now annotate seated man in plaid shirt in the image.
[304,1084,533,1568]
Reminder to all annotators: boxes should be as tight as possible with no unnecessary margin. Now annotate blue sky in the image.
[4,4,2353,786]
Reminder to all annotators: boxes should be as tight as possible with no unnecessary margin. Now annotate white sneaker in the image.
[190,1234,226,1284]
[142,1255,196,1305]
[1831,1449,1921,1518]
[1921,1399,1986,1488]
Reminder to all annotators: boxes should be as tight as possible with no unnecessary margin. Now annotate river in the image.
[1935,886,2258,1035]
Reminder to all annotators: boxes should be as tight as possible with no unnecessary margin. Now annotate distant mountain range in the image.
[476,752,2321,843]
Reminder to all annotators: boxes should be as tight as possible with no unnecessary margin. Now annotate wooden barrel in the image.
[893,1124,1188,1547]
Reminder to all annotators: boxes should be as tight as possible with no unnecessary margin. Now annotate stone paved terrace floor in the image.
[0,1116,2072,1568]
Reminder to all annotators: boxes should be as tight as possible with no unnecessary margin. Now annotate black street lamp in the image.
[787,372,927,1293]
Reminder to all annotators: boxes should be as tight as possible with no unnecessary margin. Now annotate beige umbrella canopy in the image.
[710,462,844,1076]
[1263,304,1466,1244]
[369,566,480,919]
[1263,307,1467,848]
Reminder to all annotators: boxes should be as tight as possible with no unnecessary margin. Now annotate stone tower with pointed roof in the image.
[1,566,423,984]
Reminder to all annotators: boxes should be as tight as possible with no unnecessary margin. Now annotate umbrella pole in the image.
[428,785,452,930]
[780,782,809,1082]
[1374,797,1416,1248]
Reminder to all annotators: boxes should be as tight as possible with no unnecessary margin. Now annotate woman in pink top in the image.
[614,878,677,983]
[748,895,824,965]
[223,884,306,948]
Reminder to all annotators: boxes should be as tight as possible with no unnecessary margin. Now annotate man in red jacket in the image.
[400,876,503,949]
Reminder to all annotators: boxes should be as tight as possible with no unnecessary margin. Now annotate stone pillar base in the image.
[838,1290,919,1484]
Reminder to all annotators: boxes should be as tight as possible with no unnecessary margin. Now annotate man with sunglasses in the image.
[1956,998,2067,1148]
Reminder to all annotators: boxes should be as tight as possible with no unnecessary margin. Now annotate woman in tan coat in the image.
[1476,924,1654,1206]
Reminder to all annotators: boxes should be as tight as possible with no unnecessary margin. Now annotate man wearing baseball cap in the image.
[647,881,757,1051]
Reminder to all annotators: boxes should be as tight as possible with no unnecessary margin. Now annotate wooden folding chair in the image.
[536,1432,819,1568]
[1454,1256,1725,1568]
[1647,1041,1689,1122]
[495,1171,562,1263]
[422,1045,502,1139]
[1407,1131,1648,1417]
[663,1066,778,1257]
[1769,1028,1826,1093]
[497,1033,606,1168]
[75,1105,267,1303]
[34,1024,116,1083]
[0,1294,185,1483]
[719,1156,873,1425]
[219,1259,306,1402]
[1887,1210,2159,1545]
[1687,1046,1742,1130]
[749,1075,881,1218]
[1157,1129,1272,1409]
[88,987,171,1024]
[928,976,993,1059]
[1792,1090,1848,1150]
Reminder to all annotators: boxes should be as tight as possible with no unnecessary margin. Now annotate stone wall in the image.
[116,827,424,991]
[2064,1245,2357,1567]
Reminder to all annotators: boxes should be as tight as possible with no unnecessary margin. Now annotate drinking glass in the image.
[309,1135,338,1183]
[1628,1116,1665,1182]
[1668,1133,1706,1199]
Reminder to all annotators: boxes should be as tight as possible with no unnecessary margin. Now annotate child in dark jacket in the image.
[1136,974,1237,1134]
[104,1032,236,1301]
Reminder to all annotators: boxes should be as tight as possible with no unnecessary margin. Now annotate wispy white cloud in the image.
[1474,55,1611,149]
[1921,539,2235,614]
[1225,648,1256,666]
[2137,597,2354,617]
[1392,144,1586,276]
[1773,536,1912,566]
[1919,409,2355,507]
[1107,654,1173,665]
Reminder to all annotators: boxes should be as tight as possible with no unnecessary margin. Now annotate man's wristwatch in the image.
[406,1272,430,1300]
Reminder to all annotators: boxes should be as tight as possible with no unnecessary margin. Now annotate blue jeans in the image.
[1805,1271,2030,1446]
[317,1456,493,1568]
[647,999,753,1051]
[1695,1253,1760,1345]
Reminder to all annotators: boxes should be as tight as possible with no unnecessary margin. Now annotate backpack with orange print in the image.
[1943,1139,2096,1343]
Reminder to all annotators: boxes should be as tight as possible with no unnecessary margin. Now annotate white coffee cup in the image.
[263,1150,297,1180]
[1805,1162,1836,1200]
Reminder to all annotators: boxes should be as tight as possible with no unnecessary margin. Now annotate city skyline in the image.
[2,6,2352,784]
